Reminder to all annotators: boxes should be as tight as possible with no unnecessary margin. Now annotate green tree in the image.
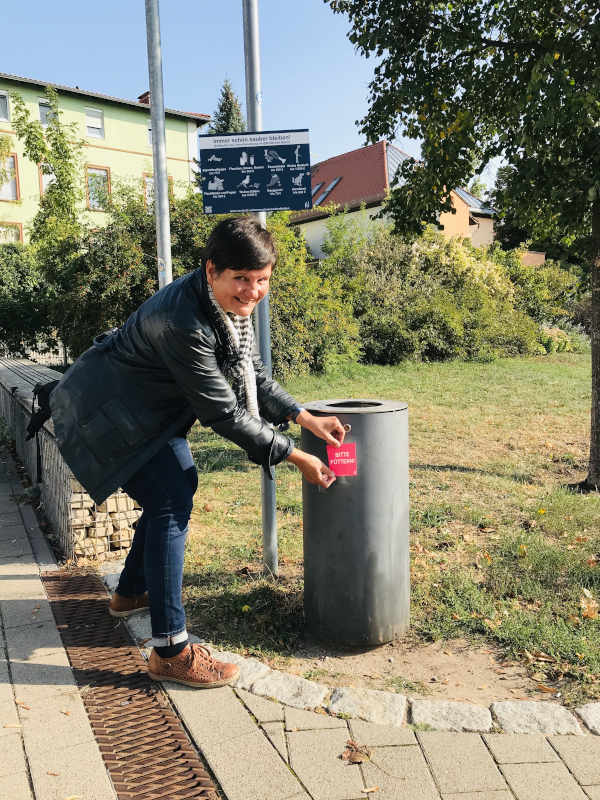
[328,0,600,490]
[491,164,591,278]
[468,176,488,201]
[0,244,49,354]
[195,79,246,188]
[9,88,84,349]
[209,79,246,135]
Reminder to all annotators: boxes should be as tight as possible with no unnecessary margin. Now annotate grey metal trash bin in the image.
[301,399,409,646]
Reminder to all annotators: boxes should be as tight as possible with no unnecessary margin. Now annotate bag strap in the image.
[25,380,59,484]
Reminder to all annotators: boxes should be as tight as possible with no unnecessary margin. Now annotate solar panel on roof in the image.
[314,176,342,206]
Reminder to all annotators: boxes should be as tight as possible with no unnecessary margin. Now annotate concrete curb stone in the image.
[101,569,599,736]
[328,686,408,726]
[251,669,328,710]
[411,698,493,732]
[575,702,600,735]
[491,700,583,735]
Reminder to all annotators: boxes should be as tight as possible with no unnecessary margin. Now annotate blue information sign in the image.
[198,129,312,215]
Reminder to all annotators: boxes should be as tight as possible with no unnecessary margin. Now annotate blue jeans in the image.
[116,437,198,644]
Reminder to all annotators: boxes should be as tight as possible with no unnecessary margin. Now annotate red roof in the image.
[294,141,410,223]
[311,140,388,207]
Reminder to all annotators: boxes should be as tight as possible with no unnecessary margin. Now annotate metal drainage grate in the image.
[42,571,220,800]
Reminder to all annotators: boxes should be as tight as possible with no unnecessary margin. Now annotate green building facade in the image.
[0,73,209,242]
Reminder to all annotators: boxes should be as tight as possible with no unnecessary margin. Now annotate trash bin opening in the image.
[327,400,383,408]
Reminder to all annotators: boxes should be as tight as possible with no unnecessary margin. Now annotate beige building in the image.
[293,141,496,257]
[0,73,209,242]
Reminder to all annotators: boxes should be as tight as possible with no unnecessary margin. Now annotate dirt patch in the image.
[278,636,553,706]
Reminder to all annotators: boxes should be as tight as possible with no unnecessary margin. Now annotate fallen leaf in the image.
[340,739,371,764]
[16,701,30,710]
[60,710,71,716]
[531,650,556,663]
[581,594,599,619]
[3,724,22,729]
[536,684,558,694]
[203,503,213,512]
[576,536,589,543]
[47,771,60,776]
[362,788,379,794]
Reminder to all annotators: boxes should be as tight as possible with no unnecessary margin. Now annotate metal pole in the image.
[145,0,173,288]
[243,0,278,576]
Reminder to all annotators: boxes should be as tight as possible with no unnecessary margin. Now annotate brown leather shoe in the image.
[108,591,150,618]
[147,643,239,688]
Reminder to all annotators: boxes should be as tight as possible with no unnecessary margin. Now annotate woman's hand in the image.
[295,410,345,447]
[287,448,336,488]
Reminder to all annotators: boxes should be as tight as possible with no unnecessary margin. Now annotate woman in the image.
[50,216,345,689]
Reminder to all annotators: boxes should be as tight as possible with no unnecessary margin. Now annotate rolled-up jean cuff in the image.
[148,628,188,648]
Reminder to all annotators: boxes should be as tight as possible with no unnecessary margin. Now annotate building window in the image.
[0,223,22,243]
[38,163,56,196]
[314,177,342,206]
[85,108,104,139]
[0,154,19,202]
[38,99,55,127]
[86,166,110,210]
[0,92,10,123]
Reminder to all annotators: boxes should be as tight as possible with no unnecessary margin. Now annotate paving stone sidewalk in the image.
[4,439,600,800]
[0,455,116,800]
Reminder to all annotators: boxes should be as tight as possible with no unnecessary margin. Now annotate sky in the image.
[2,0,422,167]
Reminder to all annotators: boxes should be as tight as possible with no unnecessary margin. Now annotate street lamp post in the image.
[145,0,173,289]
[242,0,278,576]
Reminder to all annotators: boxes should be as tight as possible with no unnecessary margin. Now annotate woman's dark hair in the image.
[204,216,277,274]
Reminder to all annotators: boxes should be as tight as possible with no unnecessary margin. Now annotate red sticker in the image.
[326,442,358,476]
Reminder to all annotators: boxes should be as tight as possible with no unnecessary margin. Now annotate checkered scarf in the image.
[207,283,259,419]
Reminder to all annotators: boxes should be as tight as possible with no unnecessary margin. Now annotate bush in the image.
[0,243,51,354]
[319,218,544,365]
[267,213,359,379]
[487,244,579,324]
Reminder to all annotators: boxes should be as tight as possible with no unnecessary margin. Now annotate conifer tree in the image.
[195,80,246,188]
[209,79,246,135]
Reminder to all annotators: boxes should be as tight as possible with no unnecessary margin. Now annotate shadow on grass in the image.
[183,568,305,655]
[182,569,380,658]
[193,447,251,473]
[411,461,540,485]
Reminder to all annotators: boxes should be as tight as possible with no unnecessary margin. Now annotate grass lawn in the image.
[183,352,600,705]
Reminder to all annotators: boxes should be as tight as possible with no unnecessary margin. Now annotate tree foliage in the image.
[328,0,600,487]
[328,0,599,239]
[0,244,49,355]
[9,88,84,346]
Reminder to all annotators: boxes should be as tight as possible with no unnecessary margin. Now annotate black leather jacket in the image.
[50,267,297,503]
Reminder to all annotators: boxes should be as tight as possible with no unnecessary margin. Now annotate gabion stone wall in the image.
[0,359,140,560]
